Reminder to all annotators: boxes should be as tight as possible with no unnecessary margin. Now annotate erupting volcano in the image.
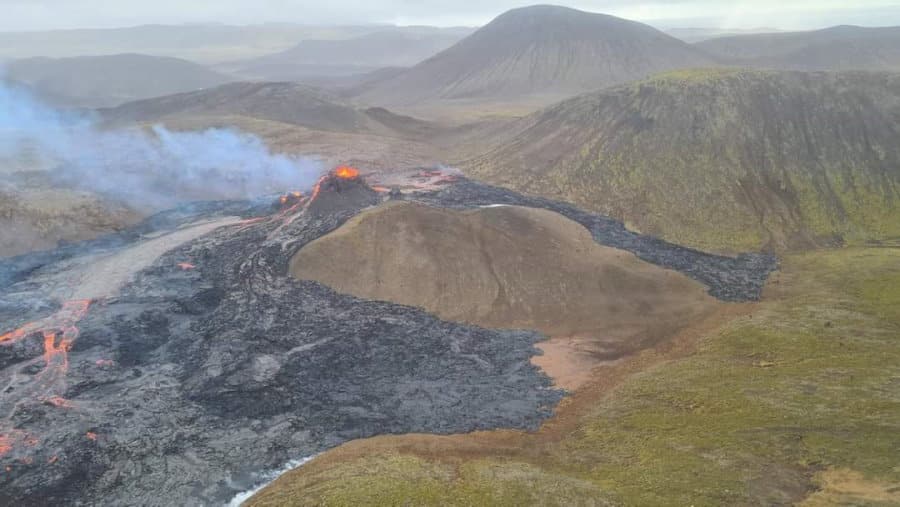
[0,166,774,505]
[333,166,360,180]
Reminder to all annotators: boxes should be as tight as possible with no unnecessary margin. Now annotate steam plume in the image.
[0,79,323,210]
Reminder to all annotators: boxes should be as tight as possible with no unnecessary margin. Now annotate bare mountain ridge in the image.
[697,25,900,71]
[0,24,448,63]
[5,53,234,108]
[357,5,717,108]
[465,69,900,253]
[101,81,439,139]
[227,29,472,81]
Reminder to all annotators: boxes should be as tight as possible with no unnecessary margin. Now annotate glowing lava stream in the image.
[0,216,241,462]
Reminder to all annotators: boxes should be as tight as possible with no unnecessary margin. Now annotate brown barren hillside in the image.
[465,69,900,253]
[291,201,718,378]
[101,81,449,146]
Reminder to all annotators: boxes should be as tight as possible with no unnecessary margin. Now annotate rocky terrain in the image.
[466,69,900,253]
[0,171,775,505]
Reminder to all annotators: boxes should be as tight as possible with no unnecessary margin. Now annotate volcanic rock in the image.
[0,175,775,505]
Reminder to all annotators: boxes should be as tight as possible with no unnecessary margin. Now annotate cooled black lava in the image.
[0,175,775,505]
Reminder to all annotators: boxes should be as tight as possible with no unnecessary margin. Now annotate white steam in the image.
[0,79,323,210]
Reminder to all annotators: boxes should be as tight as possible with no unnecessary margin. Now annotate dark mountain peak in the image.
[473,4,669,40]
[357,6,714,107]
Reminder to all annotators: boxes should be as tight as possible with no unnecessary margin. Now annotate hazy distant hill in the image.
[697,25,900,71]
[358,5,716,109]
[466,69,900,253]
[0,24,456,64]
[664,27,783,43]
[227,29,473,81]
[6,53,234,108]
[102,81,434,138]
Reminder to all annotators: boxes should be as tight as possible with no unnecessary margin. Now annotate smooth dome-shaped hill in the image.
[357,5,715,107]
[290,201,717,365]
[465,69,900,253]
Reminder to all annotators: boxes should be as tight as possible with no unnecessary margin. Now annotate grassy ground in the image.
[249,247,900,506]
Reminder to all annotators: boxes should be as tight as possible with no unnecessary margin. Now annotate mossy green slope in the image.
[248,247,900,506]
[465,70,900,253]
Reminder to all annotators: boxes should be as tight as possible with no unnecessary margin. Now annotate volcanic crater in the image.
[0,168,776,505]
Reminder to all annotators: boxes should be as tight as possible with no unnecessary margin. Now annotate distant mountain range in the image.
[0,24,452,63]
[697,25,900,71]
[664,27,784,43]
[356,5,716,109]
[466,69,900,252]
[223,28,474,81]
[101,81,437,140]
[5,53,234,108]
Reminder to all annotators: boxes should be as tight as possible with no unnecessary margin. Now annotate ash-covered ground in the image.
[0,170,776,505]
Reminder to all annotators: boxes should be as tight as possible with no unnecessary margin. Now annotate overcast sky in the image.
[2,0,899,31]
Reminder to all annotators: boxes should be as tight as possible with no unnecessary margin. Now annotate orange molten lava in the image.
[43,330,72,372]
[177,262,196,270]
[0,300,92,459]
[85,432,97,441]
[45,396,74,409]
[334,166,360,179]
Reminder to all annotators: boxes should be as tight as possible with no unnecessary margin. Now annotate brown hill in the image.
[6,54,234,108]
[101,81,438,139]
[696,25,900,71]
[464,69,900,253]
[290,201,718,382]
[357,5,716,111]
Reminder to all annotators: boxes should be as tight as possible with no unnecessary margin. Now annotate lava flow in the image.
[0,299,92,457]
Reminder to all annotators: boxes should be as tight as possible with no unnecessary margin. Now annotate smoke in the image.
[0,79,324,210]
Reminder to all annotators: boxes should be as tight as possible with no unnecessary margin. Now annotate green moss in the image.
[466,71,900,254]
[636,68,763,87]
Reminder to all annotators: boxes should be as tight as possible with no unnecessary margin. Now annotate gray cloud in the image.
[0,0,898,31]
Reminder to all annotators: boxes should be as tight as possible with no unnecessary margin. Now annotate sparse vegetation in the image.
[466,70,900,253]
